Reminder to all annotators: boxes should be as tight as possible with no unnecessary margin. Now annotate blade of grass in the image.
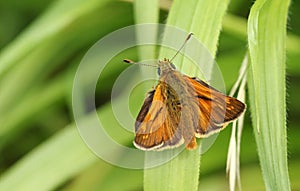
[222,13,300,75]
[144,0,230,191]
[0,96,136,191]
[0,57,142,190]
[0,48,148,190]
[247,0,291,190]
[0,0,111,77]
[133,0,159,87]
[134,0,159,60]
[91,166,143,191]
[0,126,98,191]
[222,13,300,56]
[61,161,143,191]
[157,0,300,56]
[0,1,133,136]
[0,74,66,147]
[0,47,137,149]
[226,55,247,191]
[126,0,300,75]
[0,1,133,119]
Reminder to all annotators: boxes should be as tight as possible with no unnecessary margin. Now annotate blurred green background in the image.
[0,0,299,190]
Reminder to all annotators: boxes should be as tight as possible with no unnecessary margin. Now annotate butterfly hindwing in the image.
[134,81,183,150]
[186,77,245,137]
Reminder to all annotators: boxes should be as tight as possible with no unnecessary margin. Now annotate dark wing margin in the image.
[135,90,155,130]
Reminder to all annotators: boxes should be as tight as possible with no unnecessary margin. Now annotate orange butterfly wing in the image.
[134,81,183,150]
[185,77,245,138]
[134,76,245,151]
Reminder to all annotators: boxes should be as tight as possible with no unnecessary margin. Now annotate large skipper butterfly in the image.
[124,33,245,151]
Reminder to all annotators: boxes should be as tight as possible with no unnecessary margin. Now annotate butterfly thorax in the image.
[158,58,176,73]
[158,59,193,99]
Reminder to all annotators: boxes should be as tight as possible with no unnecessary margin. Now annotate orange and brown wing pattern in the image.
[185,77,245,137]
[134,82,183,150]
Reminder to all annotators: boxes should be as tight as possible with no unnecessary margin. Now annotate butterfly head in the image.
[157,58,176,76]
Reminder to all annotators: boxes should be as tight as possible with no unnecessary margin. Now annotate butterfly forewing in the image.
[134,81,183,150]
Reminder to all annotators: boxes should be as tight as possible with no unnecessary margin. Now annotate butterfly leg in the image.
[185,136,197,150]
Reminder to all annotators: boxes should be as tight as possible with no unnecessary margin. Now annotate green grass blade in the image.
[0,0,134,115]
[145,150,200,191]
[0,97,135,190]
[144,0,230,191]
[0,0,110,77]
[0,46,136,149]
[133,0,159,71]
[134,0,159,25]
[0,126,98,191]
[158,2,300,59]
[134,0,159,60]
[61,162,143,191]
[0,75,66,146]
[0,1,133,129]
[222,13,300,57]
[247,0,291,190]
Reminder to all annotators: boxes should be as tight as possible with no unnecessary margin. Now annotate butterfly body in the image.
[133,58,245,151]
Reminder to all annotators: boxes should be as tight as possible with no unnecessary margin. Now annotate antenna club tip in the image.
[187,32,194,40]
[123,59,133,63]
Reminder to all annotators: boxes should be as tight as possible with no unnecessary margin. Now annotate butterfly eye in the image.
[170,63,176,69]
[157,68,161,75]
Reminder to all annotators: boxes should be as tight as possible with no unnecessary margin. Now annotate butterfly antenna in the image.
[123,59,158,68]
[170,32,193,62]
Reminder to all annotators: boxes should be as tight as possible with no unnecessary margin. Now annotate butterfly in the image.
[124,34,245,151]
